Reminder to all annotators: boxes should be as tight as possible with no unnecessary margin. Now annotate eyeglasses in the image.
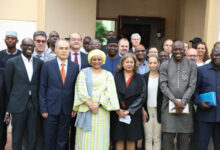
[92,42,101,46]
[35,40,46,44]
[135,50,146,53]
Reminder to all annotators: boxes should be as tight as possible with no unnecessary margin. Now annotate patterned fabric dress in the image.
[74,69,120,150]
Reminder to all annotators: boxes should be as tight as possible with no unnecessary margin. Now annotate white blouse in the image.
[147,77,158,107]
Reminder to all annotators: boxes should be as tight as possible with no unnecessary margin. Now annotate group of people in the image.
[0,30,220,150]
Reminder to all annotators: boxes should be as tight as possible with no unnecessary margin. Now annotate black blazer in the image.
[4,55,43,113]
[68,51,89,69]
[0,68,7,114]
[143,72,163,123]
[114,71,146,115]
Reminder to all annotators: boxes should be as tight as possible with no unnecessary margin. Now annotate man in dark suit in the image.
[0,68,7,150]
[4,38,43,150]
[69,32,89,70]
[39,39,79,150]
[68,33,89,150]
[194,48,220,150]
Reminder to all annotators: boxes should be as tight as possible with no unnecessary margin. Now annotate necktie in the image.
[74,53,78,64]
[60,63,65,85]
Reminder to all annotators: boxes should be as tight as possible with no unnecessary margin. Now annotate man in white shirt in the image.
[4,38,43,150]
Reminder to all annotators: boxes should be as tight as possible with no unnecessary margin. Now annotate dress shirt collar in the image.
[57,57,68,67]
[33,51,45,59]
[70,50,80,55]
[21,53,33,63]
[6,49,18,55]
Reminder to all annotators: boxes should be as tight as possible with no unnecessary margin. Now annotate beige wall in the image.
[0,0,38,21]
[98,0,179,39]
[179,0,206,43]
[45,0,97,39]
[215,0,220,42]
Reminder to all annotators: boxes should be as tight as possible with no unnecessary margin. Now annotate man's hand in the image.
[201,101,210,110]
[4,114,10,124]
[42,113,48,119]
[173,99,184,109]
[176,107,183,114]
[72,111,77,117]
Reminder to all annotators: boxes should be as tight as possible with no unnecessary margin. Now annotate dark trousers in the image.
[0,112,7,150]
[23,116,45,150]
[162,132,190,150]
[197,121,220,150]
[43,112,71,150]
[11,99,38,150]
[64,117,76,150]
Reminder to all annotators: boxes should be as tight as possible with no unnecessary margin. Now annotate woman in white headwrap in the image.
[73,49,120,150]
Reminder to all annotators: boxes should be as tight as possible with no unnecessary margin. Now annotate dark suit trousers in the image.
[162,132,190,150]
[197,121,220,150]
[23,116,45,150]
[11,98,38,150]
[43,112,71,150]
[0,112,7,150]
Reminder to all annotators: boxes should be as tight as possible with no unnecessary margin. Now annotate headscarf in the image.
[88,49,106,65]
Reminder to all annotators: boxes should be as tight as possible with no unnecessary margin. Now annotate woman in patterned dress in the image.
[73,49,120,150]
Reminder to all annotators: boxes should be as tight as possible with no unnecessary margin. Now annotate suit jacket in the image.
[0,68,7,114]
[0,59,3,68]
[143,72,163,123]
[39,58,79,115]
[114,71,146,115]
[68,51,89,70]
[4,55,43,113]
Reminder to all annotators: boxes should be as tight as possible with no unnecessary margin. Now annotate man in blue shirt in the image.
[134,44,149,75]
[194,48,220,150]
[102,38,121,74]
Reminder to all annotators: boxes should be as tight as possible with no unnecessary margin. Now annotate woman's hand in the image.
[142,108,148,123]
[86,101,100,114]
[116,109,127,118]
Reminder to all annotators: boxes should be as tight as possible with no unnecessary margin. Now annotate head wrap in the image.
[6,31,17,37]
[107,38,118,44]
[88,49,106,65]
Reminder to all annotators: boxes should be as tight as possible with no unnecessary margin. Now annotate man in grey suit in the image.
[4,38,43,150]
[160,41,197,150]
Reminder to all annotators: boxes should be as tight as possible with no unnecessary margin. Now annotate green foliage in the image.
[95,21,108,44]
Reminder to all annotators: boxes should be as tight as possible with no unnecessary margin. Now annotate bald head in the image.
[185,48,197,62]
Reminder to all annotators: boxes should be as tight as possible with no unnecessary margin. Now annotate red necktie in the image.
[60,63,65,84]
[74,53,78,64]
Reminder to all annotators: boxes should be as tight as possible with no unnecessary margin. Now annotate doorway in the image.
[118,16,165,49]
